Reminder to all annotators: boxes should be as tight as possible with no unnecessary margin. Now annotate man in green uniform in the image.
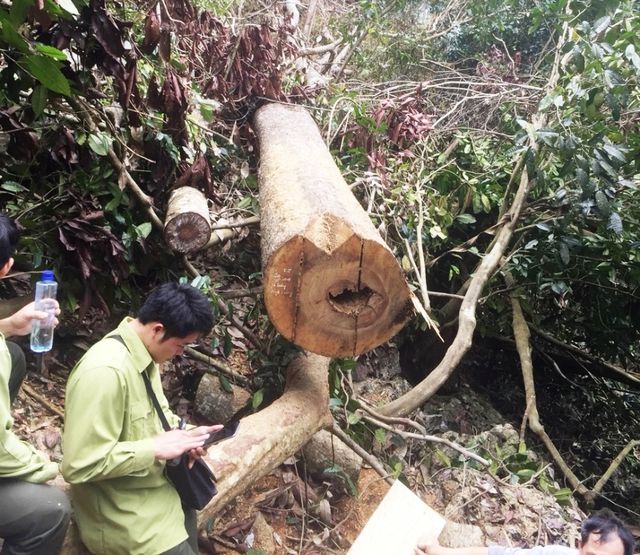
[0,213,71,555]
[62,282,221,555]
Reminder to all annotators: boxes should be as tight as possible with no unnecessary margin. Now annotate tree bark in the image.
[254,103,411,358]
[163,186,211,253]
[198,351,333,522]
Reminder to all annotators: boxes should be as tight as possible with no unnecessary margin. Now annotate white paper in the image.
[347,480,446,555]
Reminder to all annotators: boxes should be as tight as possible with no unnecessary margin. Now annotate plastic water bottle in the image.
[30,270,58,353]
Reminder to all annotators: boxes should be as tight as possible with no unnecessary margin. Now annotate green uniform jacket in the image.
[0,333,58,481]
[62,318,184,555]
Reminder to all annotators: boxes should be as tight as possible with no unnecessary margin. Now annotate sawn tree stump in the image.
[254,103,412,357]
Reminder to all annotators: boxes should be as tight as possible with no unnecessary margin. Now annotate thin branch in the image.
[184,346,250,387]
[529,325,640,387]
[210,216,260,230]
[21,383,64,418]
[330,422,394,486]
[590,440,640,499]
[360,412,489,466]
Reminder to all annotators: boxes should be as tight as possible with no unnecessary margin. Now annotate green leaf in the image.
[9,0,31,26]
[0,14,29,52]
[218,375,233,393]
[24,55,71,95]
[87,133,112,156]
[346,412,361,425]
[222,333,232,357]
[135,222,152,238]
[455,213,476,224]
[602,144,626,163]
[516,468,536,480]
[1,180,27,192]
[592,16,611,36]
[481,193,491,213]
[252,388,264,409]
[374,428,386,444]
[31,85,47,117]
[57,0,80,15]
[434,449,451,467]
[625,44,640,71]
[576,168,588,187]
[552,487,573,505]
[595,190,611,216]
[34,43,68,61]
[559,243,570,265]
[247,549,267,555]
[607,213,623,235]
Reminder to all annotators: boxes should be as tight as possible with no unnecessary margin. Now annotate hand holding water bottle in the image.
[30,270,59,353]
[0,301,59,337]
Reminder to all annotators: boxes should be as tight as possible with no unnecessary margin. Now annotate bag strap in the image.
[109,334,172,432]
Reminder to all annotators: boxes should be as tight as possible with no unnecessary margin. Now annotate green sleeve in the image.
[0,371,58,482]
[61,365,155,484]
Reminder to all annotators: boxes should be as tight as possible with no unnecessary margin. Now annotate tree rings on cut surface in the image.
[163,186,211,253]
[254,103,412,358]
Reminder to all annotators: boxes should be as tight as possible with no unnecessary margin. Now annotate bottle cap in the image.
[41,270,55,282]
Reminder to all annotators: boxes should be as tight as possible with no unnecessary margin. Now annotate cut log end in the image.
[263,231,411,358]
[163,186,212,253]
[164,213,211,252]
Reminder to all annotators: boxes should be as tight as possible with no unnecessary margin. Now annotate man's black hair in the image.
[0,213,20,268]
[137,282,214,340]
[581,509,635,555]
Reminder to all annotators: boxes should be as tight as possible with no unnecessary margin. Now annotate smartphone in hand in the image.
[203,420,239,447]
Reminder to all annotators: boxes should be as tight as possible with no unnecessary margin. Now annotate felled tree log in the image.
[199,352,332,521]
[163,186,211,253]
[254,103,411,357]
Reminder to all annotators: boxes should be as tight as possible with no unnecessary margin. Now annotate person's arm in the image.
[415,539,488,555]
[62,364,217,483]
[416,541,565,555]
[0,361,58,482]
[0,301,59,337]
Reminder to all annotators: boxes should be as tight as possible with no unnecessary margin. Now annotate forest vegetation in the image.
[0,0,639,551]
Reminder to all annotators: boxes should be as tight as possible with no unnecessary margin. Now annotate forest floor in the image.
[11,333,589,555]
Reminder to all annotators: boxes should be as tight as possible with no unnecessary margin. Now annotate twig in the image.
[21,383,64,418]
[218,286,263,300]
[589,440,640,500]
[330,422,394,486]
[357,399,426,435]
[360,413,489,466]
[529,325,640,387]
[184,346,250,387]
[182,256,266,353]
[209,216,260,230]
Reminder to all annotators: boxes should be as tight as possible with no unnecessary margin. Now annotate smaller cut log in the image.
[195,373,251,423]
[163,186,211,253]
[302,429,362,490]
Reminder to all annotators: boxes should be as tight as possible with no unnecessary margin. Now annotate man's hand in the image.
[153,425,222,461]
[0,300,60,337]
[415,537,445,555]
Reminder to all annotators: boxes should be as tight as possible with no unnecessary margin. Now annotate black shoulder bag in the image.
[110,334,218,510]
